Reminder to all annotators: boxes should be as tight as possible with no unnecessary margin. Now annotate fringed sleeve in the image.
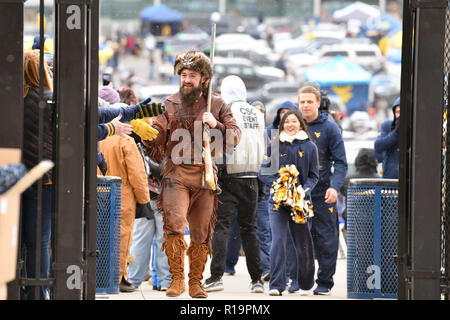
[142,112,169,163]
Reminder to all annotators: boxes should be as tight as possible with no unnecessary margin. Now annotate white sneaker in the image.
[298,289,312,296]
[268,289,282,296]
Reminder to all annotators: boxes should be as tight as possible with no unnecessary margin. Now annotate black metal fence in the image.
[397,0,450,300]
[1,0,99,300]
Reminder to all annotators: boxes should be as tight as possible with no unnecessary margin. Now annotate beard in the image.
[180,83,203,105]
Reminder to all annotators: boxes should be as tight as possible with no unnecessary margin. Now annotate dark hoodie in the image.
[305,111,348,198]
[340,148,379,196]
[265,100,298,139]
[374,97,400,179]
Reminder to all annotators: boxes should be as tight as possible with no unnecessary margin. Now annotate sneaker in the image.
[262,272,270,282]
[202,277,224,292]
[298,289,312,296]
[250,279,264,293]
[313,285,331,295]
[160,286,168,292]
[143,269,151,282]
[268,289,282,296]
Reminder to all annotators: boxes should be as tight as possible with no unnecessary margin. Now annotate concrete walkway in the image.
[96,236,351,301]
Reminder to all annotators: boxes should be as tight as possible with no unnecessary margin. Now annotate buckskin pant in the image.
[159,164,217,249]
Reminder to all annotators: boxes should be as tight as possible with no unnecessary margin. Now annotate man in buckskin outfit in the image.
[142,51,241,298]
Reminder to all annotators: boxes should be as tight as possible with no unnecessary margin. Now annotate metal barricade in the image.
[346,178,398,299]
[96,176,121,294]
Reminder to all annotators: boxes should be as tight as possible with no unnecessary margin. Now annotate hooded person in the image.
[141,50,241,299]
[374,97,400,179]
[266,100,298,139]
[203,75,266,293]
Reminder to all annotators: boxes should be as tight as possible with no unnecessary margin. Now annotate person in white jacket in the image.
[203,75,266,293]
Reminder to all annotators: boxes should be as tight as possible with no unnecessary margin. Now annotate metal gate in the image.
[0,0,99,300]
[397,0,450,299]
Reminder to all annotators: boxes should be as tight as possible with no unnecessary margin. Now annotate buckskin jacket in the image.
[143,92,241,189]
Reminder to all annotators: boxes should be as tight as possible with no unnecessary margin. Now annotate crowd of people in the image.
[20,44,400,299]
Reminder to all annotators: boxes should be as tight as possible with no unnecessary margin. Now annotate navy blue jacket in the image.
[374,97,400,179]
[305,112,348,198]
[97,105,142,141]
[259,135,319,203]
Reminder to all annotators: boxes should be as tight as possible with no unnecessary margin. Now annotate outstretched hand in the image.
[111,114,132,137]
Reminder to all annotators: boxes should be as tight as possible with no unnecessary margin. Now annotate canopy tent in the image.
[303,55,372,115]
[140,4,184,36]
[332,1,380,24]
[140,4,184,23]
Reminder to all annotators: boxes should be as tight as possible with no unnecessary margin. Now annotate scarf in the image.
[279,130,308,143]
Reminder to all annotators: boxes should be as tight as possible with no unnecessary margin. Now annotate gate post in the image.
[53,0,86,299]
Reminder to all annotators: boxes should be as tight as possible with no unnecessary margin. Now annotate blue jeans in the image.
[21,185,52,300]
[269,204,315,292]
[127,200,171,288]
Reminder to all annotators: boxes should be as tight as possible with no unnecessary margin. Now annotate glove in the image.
[135,97,166,119]
[394,117,400,133]
[130,118,159,141]
[97,152,108,176]
[135,202,155,220]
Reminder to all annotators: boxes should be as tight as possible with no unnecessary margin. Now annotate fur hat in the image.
[174,51,212,93]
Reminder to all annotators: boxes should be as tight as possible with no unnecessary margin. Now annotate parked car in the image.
[212,57,270,92]
[139,84,179,102]
[247,81,302,105]
[286,41,384,77]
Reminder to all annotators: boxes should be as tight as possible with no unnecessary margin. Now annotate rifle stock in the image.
[202,23,216,191]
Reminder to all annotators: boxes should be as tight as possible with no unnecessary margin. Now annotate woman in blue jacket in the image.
[259,109,319,296]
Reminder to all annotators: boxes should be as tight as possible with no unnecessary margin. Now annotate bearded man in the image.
[142,51,241,298]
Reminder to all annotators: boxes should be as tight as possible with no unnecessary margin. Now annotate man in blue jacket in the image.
[374,97,400,178]
[298,85,348,295]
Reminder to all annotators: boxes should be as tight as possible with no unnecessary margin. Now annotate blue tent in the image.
[140,4,184,24]
[303,55,372,115]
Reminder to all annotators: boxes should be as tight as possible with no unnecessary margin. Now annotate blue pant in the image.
[310,198,339,289]
[269,204,315,292]
[21,185,52,300]
[127,200,171,288]
[256,193,272,275]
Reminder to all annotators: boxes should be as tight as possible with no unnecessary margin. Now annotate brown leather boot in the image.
[162,235,187,297]
[187,242,209,298]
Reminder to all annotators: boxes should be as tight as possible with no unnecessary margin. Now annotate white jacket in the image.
[220,75,266,177]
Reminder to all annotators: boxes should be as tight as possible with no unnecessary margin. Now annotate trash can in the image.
[346,178,398,299]
[96,176,122,294]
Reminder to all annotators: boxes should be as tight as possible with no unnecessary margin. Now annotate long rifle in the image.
[202,23,216,191]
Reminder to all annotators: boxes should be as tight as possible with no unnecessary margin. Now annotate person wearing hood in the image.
[298,85,348,295]
[340,148,380,230]
[374,97,400,179]
[203,75,266,294]
[258,109,319,296]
